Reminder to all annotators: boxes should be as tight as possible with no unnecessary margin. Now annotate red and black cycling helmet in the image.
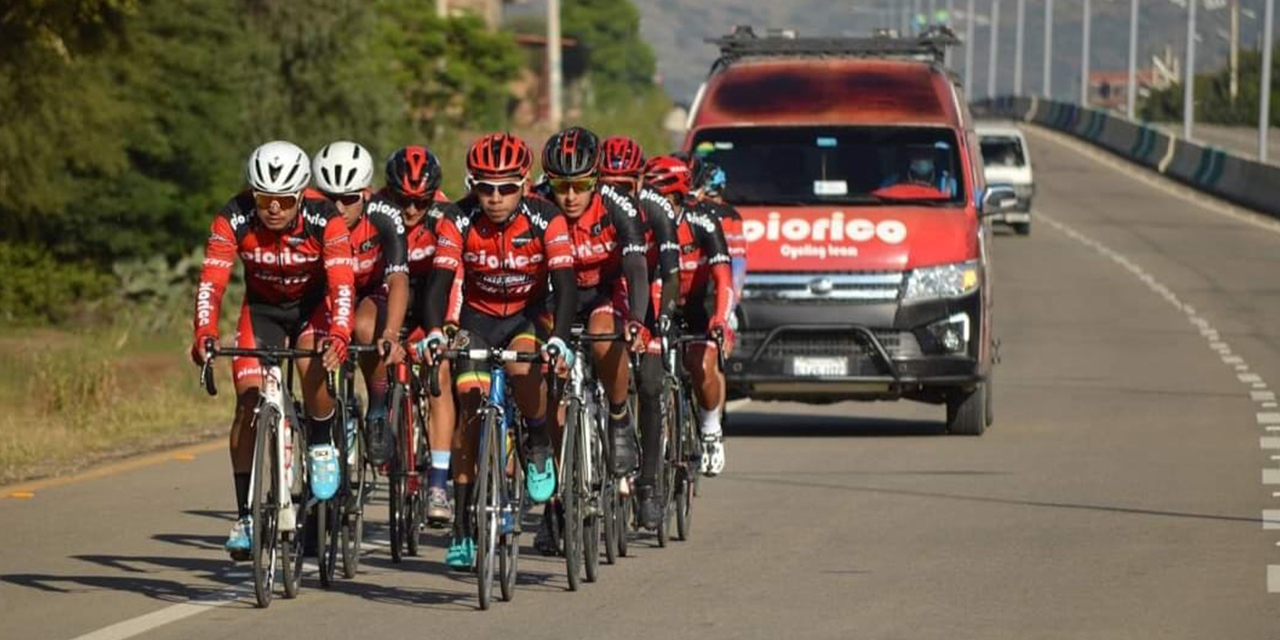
[599,135,646,176]
[386,145,442,198]
[542,126,600,178]
[466,132,533,180]
[643,155,692,196]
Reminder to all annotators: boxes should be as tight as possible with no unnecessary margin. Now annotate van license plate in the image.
[793,357,848,377]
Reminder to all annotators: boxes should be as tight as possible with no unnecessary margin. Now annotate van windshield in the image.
[689,126,966,206]
[980,136,1026,168]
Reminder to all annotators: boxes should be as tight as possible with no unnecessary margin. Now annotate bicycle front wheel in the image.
[250,406,278,608]
[476,409,500,610]
[562,399,583,591]
[341,416,366,578]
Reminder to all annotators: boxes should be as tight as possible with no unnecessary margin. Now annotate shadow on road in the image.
[1,551,245,604]
[726,411,945,438]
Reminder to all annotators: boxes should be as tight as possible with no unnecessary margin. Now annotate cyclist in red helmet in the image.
[690,157,746,341]
[645,155,734,479]
[191,141,355,559]
[419,132,577,569]
[598,136,683,530]
[381,144,464,526]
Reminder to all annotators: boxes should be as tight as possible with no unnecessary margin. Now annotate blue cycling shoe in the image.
[226,515,252,561]
[525,442,556,504]
[445,537,475,570]
[309,444,340,500]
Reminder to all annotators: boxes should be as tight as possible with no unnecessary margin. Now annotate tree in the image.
[562,0,657,108]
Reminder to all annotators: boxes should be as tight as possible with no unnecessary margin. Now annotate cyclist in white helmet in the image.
[312,141,409,466]
[191,140,355,560]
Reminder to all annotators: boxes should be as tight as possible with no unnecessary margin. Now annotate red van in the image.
[684,27,1016,435]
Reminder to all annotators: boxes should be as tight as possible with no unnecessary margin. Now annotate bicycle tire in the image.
[280,418,304,600]
[340,418,366,579]
[582,404,604,583]
[476,408,499,610]
[251,406,278,608]
[405,389,423,557]
[500,439,522,602]
[616,490,630,557]
[602,474,617,565]
[562,399,582,591]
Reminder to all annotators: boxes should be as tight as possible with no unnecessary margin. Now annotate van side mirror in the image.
[981,185,1018,217]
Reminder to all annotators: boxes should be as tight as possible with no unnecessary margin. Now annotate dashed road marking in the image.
[1270,566,1280,593]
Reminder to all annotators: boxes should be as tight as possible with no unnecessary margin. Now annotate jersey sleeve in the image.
[432,215,464,271]
[321,215,356,342]
[542,213,575,271]
[193,210,238,339]
[697,210,733,325]
[371,202,409,279]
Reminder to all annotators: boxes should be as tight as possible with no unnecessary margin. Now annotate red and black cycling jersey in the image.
[637,185,682,318]
[703,199,746,260]
[675,201,733,325]
[429,195,575,332]
[404,199,463,278]
[348,191,409,297]
[194,191,356,343]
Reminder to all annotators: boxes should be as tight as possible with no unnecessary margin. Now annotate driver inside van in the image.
[874,149,952,200]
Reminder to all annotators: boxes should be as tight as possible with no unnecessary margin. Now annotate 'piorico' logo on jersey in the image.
[196,281,217,329]
[601,184,639,219]
[463,249,545,270]
[367,201,406,234]
[239,247,321,266]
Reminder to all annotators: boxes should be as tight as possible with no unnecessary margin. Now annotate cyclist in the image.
[312,141,409,469]
[599,136,682,530]
[389,145,464,526]
[644,155,733,478]
[691,159,746,324]
[191,140,354,560]
[419,132,578,569]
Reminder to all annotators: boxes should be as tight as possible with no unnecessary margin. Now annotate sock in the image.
[429,451,451,489]
[453,483,473,539]
[366,376,388,418]
[234,472,251,518]
[698,405,722,436]
[608,401,629,428]
[309,410,335,447]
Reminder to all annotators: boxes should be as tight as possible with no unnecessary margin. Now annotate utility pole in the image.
[946,0,956,67]
[1081,0,1091,106]
[1230,0,1240,101]
[1014,0,1025,95]
[1127,0,1139,119]
[1184,0,1197,139]
[1261,0,1274,161]
[965,0,977,92]
[436,0,446,18]
[548,0,563,130]
[989,0,1001,99]
[1044,0,1054,98]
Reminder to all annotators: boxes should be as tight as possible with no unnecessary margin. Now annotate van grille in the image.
[740,330,923,360]
[741,272,903,303]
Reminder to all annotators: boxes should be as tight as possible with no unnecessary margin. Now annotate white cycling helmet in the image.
[313,140,374,195]
[246,140,310,194]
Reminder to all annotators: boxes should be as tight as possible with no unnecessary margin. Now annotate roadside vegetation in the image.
[0,0,671,483]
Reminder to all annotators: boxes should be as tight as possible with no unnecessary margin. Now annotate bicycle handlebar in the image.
[198,340,326,397]
[426,347,551,397]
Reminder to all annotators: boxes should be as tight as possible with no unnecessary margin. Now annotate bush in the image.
[0,243,114,323]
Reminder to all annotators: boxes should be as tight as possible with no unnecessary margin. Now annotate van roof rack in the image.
[707,25,959,70]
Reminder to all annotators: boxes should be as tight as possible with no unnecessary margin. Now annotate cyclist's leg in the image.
[444,311,500,567]
[635,345,665,529]
[353,292,395,464]
[588,297,636,475]
[225,301,288,556]
[681,301,726,476]
[296,300,340,498]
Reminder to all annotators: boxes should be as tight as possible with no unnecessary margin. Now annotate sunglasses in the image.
[600,176,639,194]
[326,192,364,207]
[472,180,524,197]
[254,192,299,210]
[392,193,432,210]
[548,177,597,195]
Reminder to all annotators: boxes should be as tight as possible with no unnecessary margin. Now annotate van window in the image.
[979,136,1026,168]
[690,126,965,206]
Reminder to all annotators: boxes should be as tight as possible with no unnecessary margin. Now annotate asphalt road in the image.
[3,125,1280,639]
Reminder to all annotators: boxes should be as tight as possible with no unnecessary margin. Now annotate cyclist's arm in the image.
[544,216,578,343]
[613,196,650,323]
[193,214,237,341]
[372,206,410,341]
[425,216,463,331]
[698,212,734,328]
[321,215,356,344]
[640,191,681,317]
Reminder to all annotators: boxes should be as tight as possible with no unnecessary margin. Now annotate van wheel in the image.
[1013,222,1031,236]
[984,375,994,427]
[946,384,986,436]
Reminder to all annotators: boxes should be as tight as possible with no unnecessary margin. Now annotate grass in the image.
[0,323,234,485]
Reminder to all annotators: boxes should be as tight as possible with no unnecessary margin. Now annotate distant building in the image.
[442,0,526,30]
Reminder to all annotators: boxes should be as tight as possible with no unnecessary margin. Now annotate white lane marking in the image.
[1266,403,1279,409]
[1265,510,1280,530]
[65,536,392,640]
[725,399,752,412]
[1023,125,1280,239]
[1040,213,1280,594]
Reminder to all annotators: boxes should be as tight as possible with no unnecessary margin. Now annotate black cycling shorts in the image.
[452,305,549,392]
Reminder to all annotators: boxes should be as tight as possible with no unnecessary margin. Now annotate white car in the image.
[977,124,1034,235]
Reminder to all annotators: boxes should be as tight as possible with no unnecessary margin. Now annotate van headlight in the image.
[903,261,981,301]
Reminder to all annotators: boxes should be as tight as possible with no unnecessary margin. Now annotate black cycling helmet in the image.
[386,145,442,198]
[542,126,600,178]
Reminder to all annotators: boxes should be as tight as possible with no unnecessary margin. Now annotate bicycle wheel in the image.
[582,406,603,583]
[341,416,366,579]
[280,419,304,600]
[405,390,423,557]
[388,452,403,563]
[602,474,617,565]
[562,399,582,591]
[476,409,499,610]
[251,406,278,608]
[499,436,523,602]
[615,489,630,557]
